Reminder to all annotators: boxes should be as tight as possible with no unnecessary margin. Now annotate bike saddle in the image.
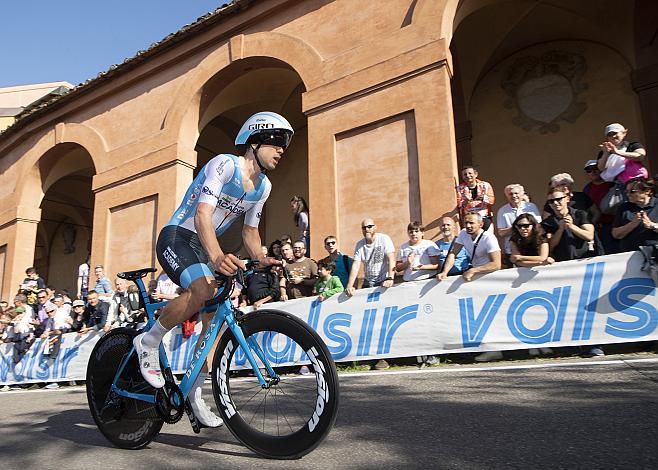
[117,267,157,281]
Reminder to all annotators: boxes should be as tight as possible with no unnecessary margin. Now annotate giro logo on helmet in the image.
[248,123,275,130]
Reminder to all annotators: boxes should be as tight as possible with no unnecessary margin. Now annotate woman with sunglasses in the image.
[612,178,658,252]
[541,189,595,262]
[509,214,554,267]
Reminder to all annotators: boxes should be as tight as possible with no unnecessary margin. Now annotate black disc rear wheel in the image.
[86,328,164,449]
[212,310,339,459]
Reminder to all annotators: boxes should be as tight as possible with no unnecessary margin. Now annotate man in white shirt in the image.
[496,184,541,267]
[395,221,439,281]
[345,218,396,296]
[51,295,72,330]
[437,213,501,282]
[438,213,503,362]
[153,273,180,301]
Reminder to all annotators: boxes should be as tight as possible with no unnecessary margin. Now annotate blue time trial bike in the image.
[86,263,339,459]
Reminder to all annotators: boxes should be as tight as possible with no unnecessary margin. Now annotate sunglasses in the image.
[257,129,292,149]
[585,168,599,173]
[515,223,533,229]
[38,296,47,299]
[547,196,566,205]
[325,241,336,246]
[362,224,375,229]
[606,132,619,137]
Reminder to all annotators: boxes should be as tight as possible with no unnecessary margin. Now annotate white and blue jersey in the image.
[167,154,271,235]
[156,154,271,288]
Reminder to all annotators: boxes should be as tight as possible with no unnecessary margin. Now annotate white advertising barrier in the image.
[1,251,656,385]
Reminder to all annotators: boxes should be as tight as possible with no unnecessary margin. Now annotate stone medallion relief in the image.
[501,51,587,133]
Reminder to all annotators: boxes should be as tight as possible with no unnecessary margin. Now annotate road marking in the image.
[338,357,658,378]
[0,386,87,396]
[1,358,656,394]
[74,423,97,429]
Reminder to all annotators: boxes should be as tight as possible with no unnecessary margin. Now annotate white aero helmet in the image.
[235,111,294,151]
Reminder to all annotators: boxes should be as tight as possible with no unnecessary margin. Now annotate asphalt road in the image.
[1,355,657,470]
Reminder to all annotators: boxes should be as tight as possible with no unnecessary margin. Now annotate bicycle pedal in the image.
[184,399,201,434]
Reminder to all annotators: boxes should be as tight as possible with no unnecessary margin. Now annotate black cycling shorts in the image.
[156,226,213,289]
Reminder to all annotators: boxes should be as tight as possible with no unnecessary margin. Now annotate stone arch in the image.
[433,0,461,43]
[26,141,96,291]
[164,31,323,158]
[16,123,105,209]
[447,0,643,184]
[55,122,108,173]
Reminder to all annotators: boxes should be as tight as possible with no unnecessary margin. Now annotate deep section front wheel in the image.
[86,328,163,449]
[212,309,340,459]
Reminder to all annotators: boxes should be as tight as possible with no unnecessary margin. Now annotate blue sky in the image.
[2,1,227,87]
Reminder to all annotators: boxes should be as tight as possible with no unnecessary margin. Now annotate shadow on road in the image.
[0,399,264,465]
[0,362,656,469]
[328,363,658,468]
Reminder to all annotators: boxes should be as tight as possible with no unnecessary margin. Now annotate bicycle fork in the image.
[224,309,280,387]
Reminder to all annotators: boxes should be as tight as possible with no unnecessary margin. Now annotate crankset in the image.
[184,398,201,434]
[155,371,185,424]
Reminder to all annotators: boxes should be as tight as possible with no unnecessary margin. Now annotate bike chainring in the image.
[155,382,184,424]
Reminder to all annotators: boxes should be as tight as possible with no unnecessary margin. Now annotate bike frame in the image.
[110,275,278,405]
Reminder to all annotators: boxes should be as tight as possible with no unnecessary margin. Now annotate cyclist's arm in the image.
[195,202,225,267]
[243,183,277,267]
[243,225,266,261]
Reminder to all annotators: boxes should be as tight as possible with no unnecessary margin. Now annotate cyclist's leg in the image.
[183,285,224,427]
[135,226,215,388]
[158,276,215,329]
[134,276,214,388]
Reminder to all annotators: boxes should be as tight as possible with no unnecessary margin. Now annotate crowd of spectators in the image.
[1,122,656,383]
[0,263,181,389]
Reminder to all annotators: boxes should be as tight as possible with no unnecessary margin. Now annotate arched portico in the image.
[448,0,649,211]
[14,141,97,295]
[164,31,322,160]
[169,43,310,254]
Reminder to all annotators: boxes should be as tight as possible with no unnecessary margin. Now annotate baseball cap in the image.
[72,300,85,307]
[584,159,598,169]
[604,123,625,135]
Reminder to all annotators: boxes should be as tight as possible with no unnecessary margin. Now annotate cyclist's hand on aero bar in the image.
[214,253,245,276]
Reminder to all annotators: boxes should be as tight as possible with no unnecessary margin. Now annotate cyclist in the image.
[133,111,293,427]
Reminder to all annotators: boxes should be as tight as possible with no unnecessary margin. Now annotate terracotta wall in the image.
[0,0,655,299]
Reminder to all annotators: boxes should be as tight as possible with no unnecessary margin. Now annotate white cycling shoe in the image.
[191,386,224,428]
[133,334,165,389]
